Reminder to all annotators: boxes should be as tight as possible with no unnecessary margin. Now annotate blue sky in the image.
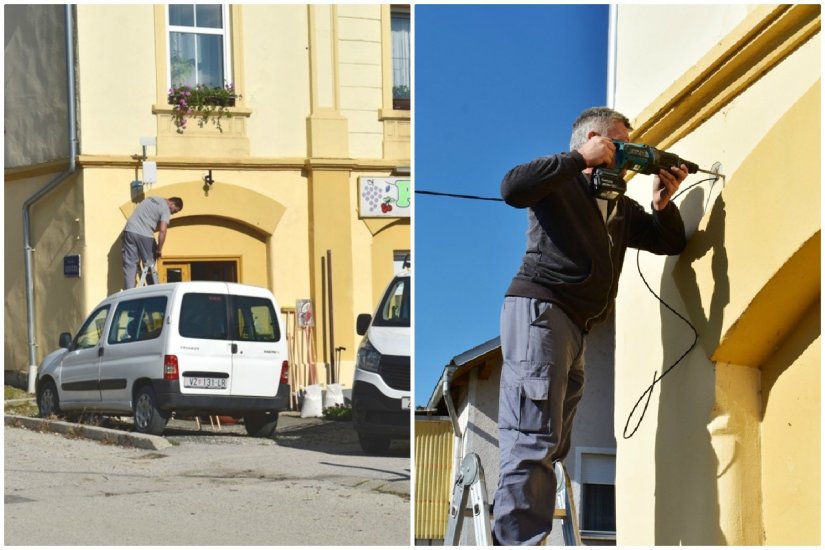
[413,4,609,405]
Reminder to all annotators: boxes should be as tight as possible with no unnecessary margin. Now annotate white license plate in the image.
[184,377,227,390]
[401,396,410,410]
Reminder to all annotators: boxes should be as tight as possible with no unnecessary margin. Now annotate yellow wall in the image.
[613,4,820,545]
[761,300,820,544]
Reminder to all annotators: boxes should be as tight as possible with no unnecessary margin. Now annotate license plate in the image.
[184,377,227,390]
[401,396,410,410]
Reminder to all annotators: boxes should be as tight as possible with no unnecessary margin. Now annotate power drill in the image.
[591,140,716,200]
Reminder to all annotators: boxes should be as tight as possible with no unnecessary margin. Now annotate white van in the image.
[36,281,289,437]
[352,268,410,454]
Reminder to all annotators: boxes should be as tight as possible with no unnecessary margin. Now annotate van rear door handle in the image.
[231,343,238,354]
[98,347,104,357]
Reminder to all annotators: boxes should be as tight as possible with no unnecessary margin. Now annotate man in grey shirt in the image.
[122,196,183,288]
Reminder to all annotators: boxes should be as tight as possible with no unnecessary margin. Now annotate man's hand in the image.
[577,136,616,168]
[652,164,688,211]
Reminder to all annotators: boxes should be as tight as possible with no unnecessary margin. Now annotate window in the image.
[232,296,280,342]
[178,293,280,342]
[578,451,617,540]
[74,307,111,349]
[108,297,168,345]
[180,293,228,340]
[374,277,410,327]
[582,484,616,532]
[391,6,410,109]
[168,4,231,88]
[393,250,411,274]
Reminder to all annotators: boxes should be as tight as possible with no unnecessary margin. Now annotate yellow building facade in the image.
[5,5,410,397]
[611,5,819,545]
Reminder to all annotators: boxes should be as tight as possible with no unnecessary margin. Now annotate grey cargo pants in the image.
[122,231,158,289]
[493,297,586,546]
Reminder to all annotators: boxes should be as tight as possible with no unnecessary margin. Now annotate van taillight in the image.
[164,355,179,380]
[280,360,289,385]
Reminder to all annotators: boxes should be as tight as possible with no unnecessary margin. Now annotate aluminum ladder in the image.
[444,452,493,545]
[552,459,583,546]
[444,456,582,546]
[136,260,158,287]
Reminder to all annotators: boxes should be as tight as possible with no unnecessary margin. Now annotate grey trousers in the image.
[493,296,586,546]
[121,231,157,289]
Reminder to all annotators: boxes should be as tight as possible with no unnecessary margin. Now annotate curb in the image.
[5,414,172,451]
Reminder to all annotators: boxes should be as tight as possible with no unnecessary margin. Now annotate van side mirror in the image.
[356,314,372,336]
[58,332,72,349]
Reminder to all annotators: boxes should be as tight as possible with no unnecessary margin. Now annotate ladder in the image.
[444,453,493,545]
[136,260,158,287]
[443,455,582,546]
[553,459,583,546]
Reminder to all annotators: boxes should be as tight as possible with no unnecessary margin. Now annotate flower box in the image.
[167,83,240,133]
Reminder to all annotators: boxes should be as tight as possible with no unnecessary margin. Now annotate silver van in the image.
[36,281,289,437]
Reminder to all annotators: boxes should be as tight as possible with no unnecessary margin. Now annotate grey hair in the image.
[569,107,632,151]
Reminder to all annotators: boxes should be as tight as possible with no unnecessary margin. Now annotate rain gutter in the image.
[24,4,78,393]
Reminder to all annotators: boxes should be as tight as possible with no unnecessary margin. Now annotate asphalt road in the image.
[4,413,410,546]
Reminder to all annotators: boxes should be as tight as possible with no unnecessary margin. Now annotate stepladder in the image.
[552,459,583,546]
[444,455,582,546]
[137,260,159,287]
[444,453,493,546]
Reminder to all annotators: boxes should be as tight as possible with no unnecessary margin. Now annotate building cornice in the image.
[75,154,406,172]
[4,159,71,182]
[630,4,821,148]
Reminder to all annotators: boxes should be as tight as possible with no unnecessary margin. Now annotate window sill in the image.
[152,104,253,117]
[379,107,410,121]
[580,530,617,542]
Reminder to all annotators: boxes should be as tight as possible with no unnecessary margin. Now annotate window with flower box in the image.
[167,4,232,89]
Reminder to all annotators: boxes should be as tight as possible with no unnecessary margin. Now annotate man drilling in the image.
[121,196,183,289]
[493,107,688,545]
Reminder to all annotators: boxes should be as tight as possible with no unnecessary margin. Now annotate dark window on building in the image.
[582,483,616,532]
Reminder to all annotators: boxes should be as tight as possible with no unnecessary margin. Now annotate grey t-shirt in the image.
[124,196,171,238]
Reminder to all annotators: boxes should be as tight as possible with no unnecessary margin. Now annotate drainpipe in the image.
[442,371,464,489]
[606,4,618,108]
[24,4,78,393]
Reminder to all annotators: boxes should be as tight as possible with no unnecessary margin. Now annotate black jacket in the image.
[502,151,686,332]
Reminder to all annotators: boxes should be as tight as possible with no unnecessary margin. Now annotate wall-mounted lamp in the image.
[203,170,214,187]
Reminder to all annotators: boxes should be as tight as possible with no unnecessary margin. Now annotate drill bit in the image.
[696,162,725,182]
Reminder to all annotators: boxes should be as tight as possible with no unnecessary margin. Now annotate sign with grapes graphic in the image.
[358,177,411,218]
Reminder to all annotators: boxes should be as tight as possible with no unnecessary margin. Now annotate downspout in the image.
[24,3,78,393]
[606,4,618,108]
[442,372,463,490]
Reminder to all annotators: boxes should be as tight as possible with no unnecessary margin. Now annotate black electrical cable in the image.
[415,189,504,202]
[622,175,721,439]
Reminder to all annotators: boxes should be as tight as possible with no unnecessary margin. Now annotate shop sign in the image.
[358,177,411,218]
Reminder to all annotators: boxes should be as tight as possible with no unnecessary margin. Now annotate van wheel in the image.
[358,432,391,455]
[244,411,278,438]
[37,379,62,418]
[132,385,168,436]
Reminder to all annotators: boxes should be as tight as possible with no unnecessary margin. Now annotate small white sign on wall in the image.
[358,177,411,218]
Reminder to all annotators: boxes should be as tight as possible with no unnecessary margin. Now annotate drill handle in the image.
[657,150,698,174]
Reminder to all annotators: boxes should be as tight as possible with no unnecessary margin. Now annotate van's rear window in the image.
[180,294,228,340]
[232,296,280,342]
[179,293,280,342]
